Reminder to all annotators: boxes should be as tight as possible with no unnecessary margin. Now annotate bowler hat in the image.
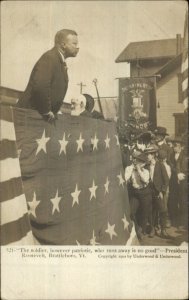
[169,136,184,144]
[83,94,94,113]
[154,127,169,136]
[165,135,174,142]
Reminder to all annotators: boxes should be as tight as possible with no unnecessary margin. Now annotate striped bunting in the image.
[0,105,34,245]
[182,10,188,110]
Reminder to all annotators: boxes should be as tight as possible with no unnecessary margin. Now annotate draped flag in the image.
[182,10,188,110]
[0,105,34,245]
[118,77,157,131]
[5,106,137,245]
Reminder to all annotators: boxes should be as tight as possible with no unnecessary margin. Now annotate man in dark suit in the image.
[17,29,79,122]
[169,137,188,228]
[145,145,170,238]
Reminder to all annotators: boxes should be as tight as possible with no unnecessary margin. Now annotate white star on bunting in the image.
[91,133,99,150]
[117,172,125,187]
[59,133,68,155]
[104,177,110,194]
[115,135,120,147]
[50,190,62,214]
[89,180,98,200]
[76,133,85,152]
[71,184,81,207]
[28,192,40,218]
[36,129,50,155]
[104,134,110,149]
[105,222,117,240]
[90,230,100,245]
[122,214,129,230]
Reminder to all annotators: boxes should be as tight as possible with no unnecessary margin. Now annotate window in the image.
[177,73,183,103]
[173,113,187,136]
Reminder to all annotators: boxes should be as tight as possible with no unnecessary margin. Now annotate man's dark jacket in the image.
[149,161,169,194]
[169,150,187,175]
[17,47,68,114]
[158,142,173,165]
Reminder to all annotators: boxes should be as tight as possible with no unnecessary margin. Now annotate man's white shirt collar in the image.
[58,50,66,63]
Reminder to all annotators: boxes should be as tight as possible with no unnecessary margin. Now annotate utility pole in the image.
[77,82,86,94]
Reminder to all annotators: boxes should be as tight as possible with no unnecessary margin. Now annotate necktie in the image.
[62,62,68,81]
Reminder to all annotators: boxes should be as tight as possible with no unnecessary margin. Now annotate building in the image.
[0,86,22,106]
[115,34,186,136]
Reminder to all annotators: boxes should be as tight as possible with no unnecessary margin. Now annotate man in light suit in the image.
[17,29,79,122]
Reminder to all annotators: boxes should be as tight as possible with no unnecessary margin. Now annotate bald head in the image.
[71,94,86,116]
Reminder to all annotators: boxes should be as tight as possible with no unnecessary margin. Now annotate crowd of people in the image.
[120,126,188,241]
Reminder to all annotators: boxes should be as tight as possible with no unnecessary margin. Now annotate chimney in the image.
[176,34,182,54]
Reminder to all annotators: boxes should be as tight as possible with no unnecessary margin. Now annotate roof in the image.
[115,38,183,63]
[154,53,182,80]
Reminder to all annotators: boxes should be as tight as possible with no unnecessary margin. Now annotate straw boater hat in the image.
[132,152,148,163]
[144,144,159,153]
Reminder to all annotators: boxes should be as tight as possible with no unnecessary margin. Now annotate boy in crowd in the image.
[125,152,153,240]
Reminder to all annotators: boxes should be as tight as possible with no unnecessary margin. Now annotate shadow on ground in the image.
[139,226,188,246]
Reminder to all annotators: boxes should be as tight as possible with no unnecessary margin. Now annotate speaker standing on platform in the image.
[17,29,79,122]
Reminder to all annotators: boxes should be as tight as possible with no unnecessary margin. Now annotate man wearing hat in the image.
[154,127,172,164]
[169,137,188,228]
[145,145,170,238]
[125,152,153,240]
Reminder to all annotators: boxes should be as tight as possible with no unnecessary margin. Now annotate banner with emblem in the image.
[118,77,157,132]
[1,106,138,246]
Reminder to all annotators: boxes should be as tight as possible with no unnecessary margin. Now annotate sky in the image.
[1,0,187,101]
